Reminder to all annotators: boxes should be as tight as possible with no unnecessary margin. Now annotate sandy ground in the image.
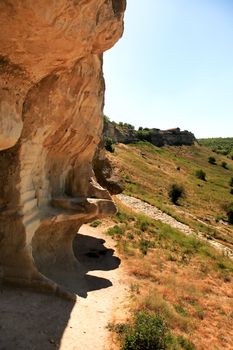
[0,224,129,350]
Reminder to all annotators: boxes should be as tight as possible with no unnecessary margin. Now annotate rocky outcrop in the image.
[0,1,126,298]
[93,142,124,194]
[150,128,196,146]
[104,121,196,146]
[104,120,137,144]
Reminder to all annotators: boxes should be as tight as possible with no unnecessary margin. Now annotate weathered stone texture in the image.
[0,0,126,298]
[104,121,196,146]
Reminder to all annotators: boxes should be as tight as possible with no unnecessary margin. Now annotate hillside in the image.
[99,142,233,350]
[107,142,233,248]
[198,137,233,158]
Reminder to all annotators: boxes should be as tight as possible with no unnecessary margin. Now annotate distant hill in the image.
[198,137,233,159]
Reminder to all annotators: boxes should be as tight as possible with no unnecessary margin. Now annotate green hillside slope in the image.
[108,142,233,247]
[198,137,233,158]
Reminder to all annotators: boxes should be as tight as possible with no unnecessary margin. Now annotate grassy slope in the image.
[108,142,233,247]
[102,202,233,350]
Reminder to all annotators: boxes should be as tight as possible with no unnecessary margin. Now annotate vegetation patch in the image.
[90,220,102,227]
[168,184,185,205]
[195,169,206,181]
[106,202,233,350]
[107,142,233,246]
[198,137,233,158]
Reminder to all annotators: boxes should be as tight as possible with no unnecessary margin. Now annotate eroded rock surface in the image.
[0,0,126,298]
[93,142,124,195]
[104,120,196,146]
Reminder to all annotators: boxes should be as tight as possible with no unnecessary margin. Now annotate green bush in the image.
[122,312,171,350]
[195,169,206,181]
[107,225,125,237]
[103,115,110,123]
[139,239,150,255]
[208,156,216,165]
[225,202,233,224]
[104,137,114,153]
[229,177,233,187]
[168,184,185,204]
[111,312,195,350]
[221,161,228,169]
[90,220,102,227]
[136,129,151,142]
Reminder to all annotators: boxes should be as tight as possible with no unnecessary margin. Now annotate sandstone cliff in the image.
[0,0,126,298]
[104,120,196,146]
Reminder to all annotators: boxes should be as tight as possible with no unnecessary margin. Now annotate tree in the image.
[169,184,185,205]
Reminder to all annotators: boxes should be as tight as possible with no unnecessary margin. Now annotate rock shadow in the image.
[0,286,75,350]
[72,232,121,295]
[35,231,121,299]
[73,233,121,271]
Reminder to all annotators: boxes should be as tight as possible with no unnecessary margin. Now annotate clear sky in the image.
[103,0,233,138]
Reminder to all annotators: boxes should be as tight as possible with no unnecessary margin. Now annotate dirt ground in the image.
[0,224,129,350]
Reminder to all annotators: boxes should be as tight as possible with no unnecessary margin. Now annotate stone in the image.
[93,141,124,194]
[104,120,196,146]
[0,0,126,298]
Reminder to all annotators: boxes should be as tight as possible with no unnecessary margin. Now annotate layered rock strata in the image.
[0,0,126,298]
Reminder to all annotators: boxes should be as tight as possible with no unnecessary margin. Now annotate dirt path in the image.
[117,194,233,260]
[60,224,128,350]
[0,224,128,350]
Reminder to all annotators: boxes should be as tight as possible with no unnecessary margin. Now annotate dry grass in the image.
[106,202,233,350]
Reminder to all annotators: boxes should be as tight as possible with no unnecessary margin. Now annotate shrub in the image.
[136,216,150,231]
[177,336,196,350]
[208,156,216,165]
[169,184,185,204]
[230,188,233,195]
[195,169,206,181]
[103,115,110,123]
[104,137,114,153]
[136,129,151,142]
[122,312,171,350]
[90,220,102,227]
[229,177,233,187]
[221,161,228,169]
[139,239,150,255]
[107,225,125,237]
[225,202,233,224]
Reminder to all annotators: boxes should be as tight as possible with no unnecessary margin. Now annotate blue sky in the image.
[103,0,233,138]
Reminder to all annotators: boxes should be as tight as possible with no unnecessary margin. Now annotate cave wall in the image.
[0,0,126,297]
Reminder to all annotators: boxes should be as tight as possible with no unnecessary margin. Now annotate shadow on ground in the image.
[0,286,74,350]
[0,230,121,349]
[40,232,121,298]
